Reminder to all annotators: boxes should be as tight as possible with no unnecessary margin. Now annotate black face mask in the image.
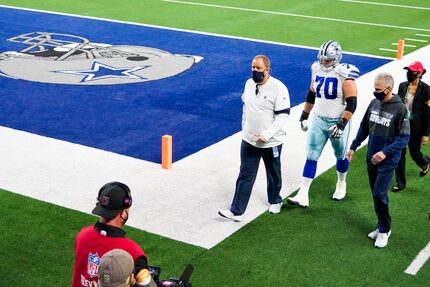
[373,90,386,101]
[407,70,419,83]
[252,70,265,83]
[121,210,129,225]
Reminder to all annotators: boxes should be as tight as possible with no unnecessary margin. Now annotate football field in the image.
[0,0,429,286]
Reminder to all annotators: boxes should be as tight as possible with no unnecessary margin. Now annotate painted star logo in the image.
[55,62,150,82]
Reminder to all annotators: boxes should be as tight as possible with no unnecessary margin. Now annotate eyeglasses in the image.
[255,84,259,96]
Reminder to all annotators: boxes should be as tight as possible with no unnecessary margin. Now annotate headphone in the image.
[97,181,132,208]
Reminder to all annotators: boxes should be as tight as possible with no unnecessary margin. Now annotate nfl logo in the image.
[87,253,101,278]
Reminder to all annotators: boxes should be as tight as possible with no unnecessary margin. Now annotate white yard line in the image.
[379,48,397,52]
[392,43,416,47]
[416,34,430,37]
[162,0,430,32]
[405,241,430,275]
[340,0,430,10]
[404,38,429,43]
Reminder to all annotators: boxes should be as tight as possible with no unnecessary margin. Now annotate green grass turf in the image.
[0,144,429,286]
[1,0,430,57]
[0,189,204,286]
[0,0,429,285]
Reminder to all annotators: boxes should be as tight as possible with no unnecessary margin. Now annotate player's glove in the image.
[328,118,348,139]
[299,110,310,132]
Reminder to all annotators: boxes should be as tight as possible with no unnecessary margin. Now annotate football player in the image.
[287,40,359,207]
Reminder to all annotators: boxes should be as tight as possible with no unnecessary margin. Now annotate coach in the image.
[71,182,149,287]
[347,73,409,248]
[219,54,290,221]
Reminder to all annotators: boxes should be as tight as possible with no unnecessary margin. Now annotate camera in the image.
[148,264,193,287]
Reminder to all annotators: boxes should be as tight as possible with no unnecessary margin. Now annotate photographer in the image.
[98,249,156,287]
[71,182,151,287]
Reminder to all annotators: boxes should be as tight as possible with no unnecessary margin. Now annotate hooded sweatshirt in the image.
[350,94,410,167]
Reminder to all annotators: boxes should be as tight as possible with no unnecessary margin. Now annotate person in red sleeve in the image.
[71,182,149,287]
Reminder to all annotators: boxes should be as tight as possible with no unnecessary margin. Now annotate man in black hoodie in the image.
[347,73,410,248]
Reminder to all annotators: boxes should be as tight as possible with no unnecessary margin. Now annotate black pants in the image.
[395,123,430,188]
[230,140,283,215]
[367,161,394,233]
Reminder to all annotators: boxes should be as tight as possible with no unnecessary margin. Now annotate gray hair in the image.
[375,72,394,89]
[254,54,271,69]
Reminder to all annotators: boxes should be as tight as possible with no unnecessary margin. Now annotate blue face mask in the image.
[252,70,265,83]
[373,90,386,101]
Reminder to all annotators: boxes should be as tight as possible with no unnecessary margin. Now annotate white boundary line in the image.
[0,4,392,60]
[405,241,430,275]
[379,48,397,52]
[340,0,430,10]
[162,0,430,32]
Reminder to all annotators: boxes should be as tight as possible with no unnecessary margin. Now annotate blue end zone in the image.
[0,7,390,162]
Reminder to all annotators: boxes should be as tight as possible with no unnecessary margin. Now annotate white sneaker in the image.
[374,230,391,248]
[368,229,379,240]
[332,182,346,201]
[287,190,309,208]
[268,202,283,214]
[218,210,243,222]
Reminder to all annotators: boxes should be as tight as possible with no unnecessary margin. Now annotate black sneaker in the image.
[391,185,405,192]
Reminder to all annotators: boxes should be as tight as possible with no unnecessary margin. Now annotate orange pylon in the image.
[396,39,405,60]
[162,135,172,169]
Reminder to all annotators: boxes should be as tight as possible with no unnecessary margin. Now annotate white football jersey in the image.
[311,61,359,118]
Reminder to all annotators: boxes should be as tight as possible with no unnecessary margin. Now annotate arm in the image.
[260,85,291,141]
[341,79,358,121]
[382,108,410,158]
[329,79,358,139]
[135,255,149,272]
[422,84,430,139]
[241,103,246,129]
[299,79,316,131]
[349,105,370,151]
[305,79,316,113]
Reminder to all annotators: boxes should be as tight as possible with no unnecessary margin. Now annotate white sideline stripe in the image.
[405,241,430,275]
[0,4,391,60]
[378,48,397,52]
[404,38,428,43]
[162,0,430,32]
[340,0,430,10]
[392,43,416,47]
[416,34,430,37]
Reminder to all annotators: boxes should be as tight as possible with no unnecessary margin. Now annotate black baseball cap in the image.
[92,182,132,219]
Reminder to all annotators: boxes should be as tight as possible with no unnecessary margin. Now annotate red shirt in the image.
[71,222,147,287]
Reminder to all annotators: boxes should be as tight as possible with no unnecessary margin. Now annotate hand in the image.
[347,150,355,162]
[299,110,310,132]
[371,151,386,165]
[328,124,343,139]
[422,136,429,145]
[135,268,152,286]
[256,134,267,143]
[328,118,347,139]
[300,119,308,131]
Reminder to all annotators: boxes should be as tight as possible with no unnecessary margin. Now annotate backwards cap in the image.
[92,182,132,219]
